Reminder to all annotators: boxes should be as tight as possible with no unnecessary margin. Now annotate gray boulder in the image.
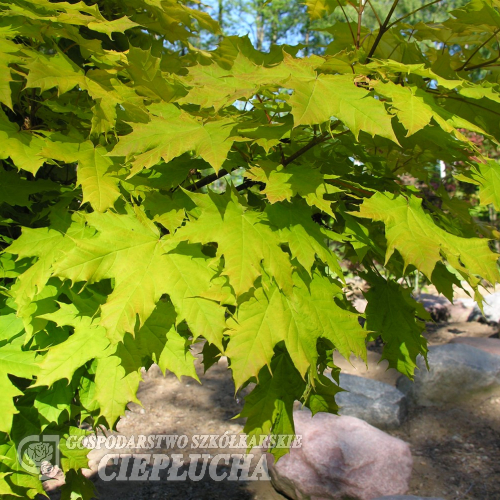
[397,343,500,406]
[449,336,500,357]
[268,412,413,500]
[372,496,445,500]
[468,291,500,323]
[333,373,407,429]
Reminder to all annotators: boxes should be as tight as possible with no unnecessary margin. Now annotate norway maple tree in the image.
[1,0,500,497]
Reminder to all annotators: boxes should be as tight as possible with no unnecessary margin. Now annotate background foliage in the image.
[1,0,500,498]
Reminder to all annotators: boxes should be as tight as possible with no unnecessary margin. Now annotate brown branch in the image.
[386,0,441,30]
[457,28,500,72]
[464,57,500,71]
[365,0,400,63]
[186,169,229,191]
[335,0,357,46]
[326,179,374,197]
[282,121,342,167]
[366,0,382,27]
[282,133,328,167]
[356,1,365,49]
[256,94,285,164]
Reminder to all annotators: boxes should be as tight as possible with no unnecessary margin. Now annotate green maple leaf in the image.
[356,192,500,295]
[237,352,305,451]
[248,164,341,215]
[34,379,73,426]
[0,110,45,174]
[305,373,342,416]
[158,327,199,382]
[173,188,293,297]
[375,81,487,140]
[0,167,58,208]
[94,353,142,428]
[59,470,96,500]
[77,144,121,212]
[226,285,286,389]
[0,39,25,110]
[33,318,109,388]
[288,74,399,143]
[365,276,428,378]
[468,160,500,212]
[25,50,86,95]
[226,271,366,387]
[109,103,234,175]
[53,211,226,347]
[266,199,343,277]
[0,346,39,433]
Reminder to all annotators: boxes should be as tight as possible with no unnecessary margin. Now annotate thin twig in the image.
[366,0,401,62]
[366,0,382,27]
[335,0,357,46]
[256,94,285,164]
[386,0,441,30]
[282,133,329,167]
[457,28,500,72]
[186,169,229,191]
[356,1,365,49]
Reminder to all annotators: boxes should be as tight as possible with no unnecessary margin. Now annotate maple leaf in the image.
[266,199,343,277]
[469,160,500,212]
[0,346,39,433]
[237,351,305,453]
[226,271,366,387]
[33,318,109,388]
[288,74,399,143]
[365,276,428,378]
[52,211,226,347]
[355,192,500,295]
[0,110,45,174]
[109,103,234,175]
[94,353,142,428]
[248,164,341,215]
[173,188,293,297]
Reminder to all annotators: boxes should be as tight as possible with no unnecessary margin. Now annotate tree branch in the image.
[366,0,382,27]
[188,124,344,193]
[365,0,400,63]
[335,0,357,47]
[457,28,500,72]
[282,121,342,167]
[386,0,441,30]
[356,1,365,49]
[282,133,328,167]
[186,169,229,191]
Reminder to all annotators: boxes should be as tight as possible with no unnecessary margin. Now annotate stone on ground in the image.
[372,496,445,500]
[332,373,407,429]
[397,344,500,406]
[449,336,500,357]
[468,292,500,323]
[268,412,412,500]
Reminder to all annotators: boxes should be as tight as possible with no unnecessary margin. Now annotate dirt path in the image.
[47,321,500,500]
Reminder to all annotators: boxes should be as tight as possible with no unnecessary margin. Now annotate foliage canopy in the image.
[1,0,500,497]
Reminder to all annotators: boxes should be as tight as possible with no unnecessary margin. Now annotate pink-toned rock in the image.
[449,337,500,357]
[268,412,413,500]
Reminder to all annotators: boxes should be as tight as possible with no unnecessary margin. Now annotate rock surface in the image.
[397,343,500,406]
[468,292,500,323]
[449,336,500,356]
[268,412,413,500]
[372,496,445,500]
[416,294,477,323]
[333,373,407,429]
